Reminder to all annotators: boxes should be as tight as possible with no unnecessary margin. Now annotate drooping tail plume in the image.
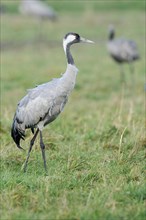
[11,116,25,150]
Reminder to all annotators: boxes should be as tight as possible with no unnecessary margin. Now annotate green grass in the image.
[0,4,145,220]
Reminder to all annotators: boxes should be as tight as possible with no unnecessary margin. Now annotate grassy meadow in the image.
[0,1,145,220]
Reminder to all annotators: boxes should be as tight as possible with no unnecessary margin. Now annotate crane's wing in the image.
[15,78,67,129]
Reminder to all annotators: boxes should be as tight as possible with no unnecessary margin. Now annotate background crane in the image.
[19,0,57,21]
[11,32,94,172]
[107,25,140,83]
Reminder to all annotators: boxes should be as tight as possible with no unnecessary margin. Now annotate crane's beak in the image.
[80,37,94,44]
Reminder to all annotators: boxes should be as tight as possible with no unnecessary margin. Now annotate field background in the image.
[0,0,145,220]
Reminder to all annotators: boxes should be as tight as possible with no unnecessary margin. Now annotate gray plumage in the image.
[19,0,57,21]
[11,32,94,172]
[107,25,140,82]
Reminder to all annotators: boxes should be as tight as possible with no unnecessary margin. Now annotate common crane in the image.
[11,32,94,172]
[19,0,57,21]
[107,25,140,83]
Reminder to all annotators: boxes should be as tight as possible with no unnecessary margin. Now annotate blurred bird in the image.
[19,0,57,21]
[0,3,6,14]
[11,32,94,172]
[107,25,140,83]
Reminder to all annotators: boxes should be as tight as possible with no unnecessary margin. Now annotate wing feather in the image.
[15,78,67,128]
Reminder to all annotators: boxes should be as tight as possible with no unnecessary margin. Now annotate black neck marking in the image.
[66,43,74,65]
[109,30,115,40]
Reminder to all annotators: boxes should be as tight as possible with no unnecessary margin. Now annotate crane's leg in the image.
[129,63,134,74]
[119,64,126,84]
[129,62,135,86]
[40,131,47,172]
[23,128,39,172]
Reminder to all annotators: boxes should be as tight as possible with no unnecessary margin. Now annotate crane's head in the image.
[63,32,94,53]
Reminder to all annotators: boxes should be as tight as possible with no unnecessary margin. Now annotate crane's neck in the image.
[66,45,74,65]
[109,30,115,41]
[61,64,78,93]
[63,41,75,65]
[62,40,78,93]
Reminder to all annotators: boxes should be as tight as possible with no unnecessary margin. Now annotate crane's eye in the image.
[75,34,80,40]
